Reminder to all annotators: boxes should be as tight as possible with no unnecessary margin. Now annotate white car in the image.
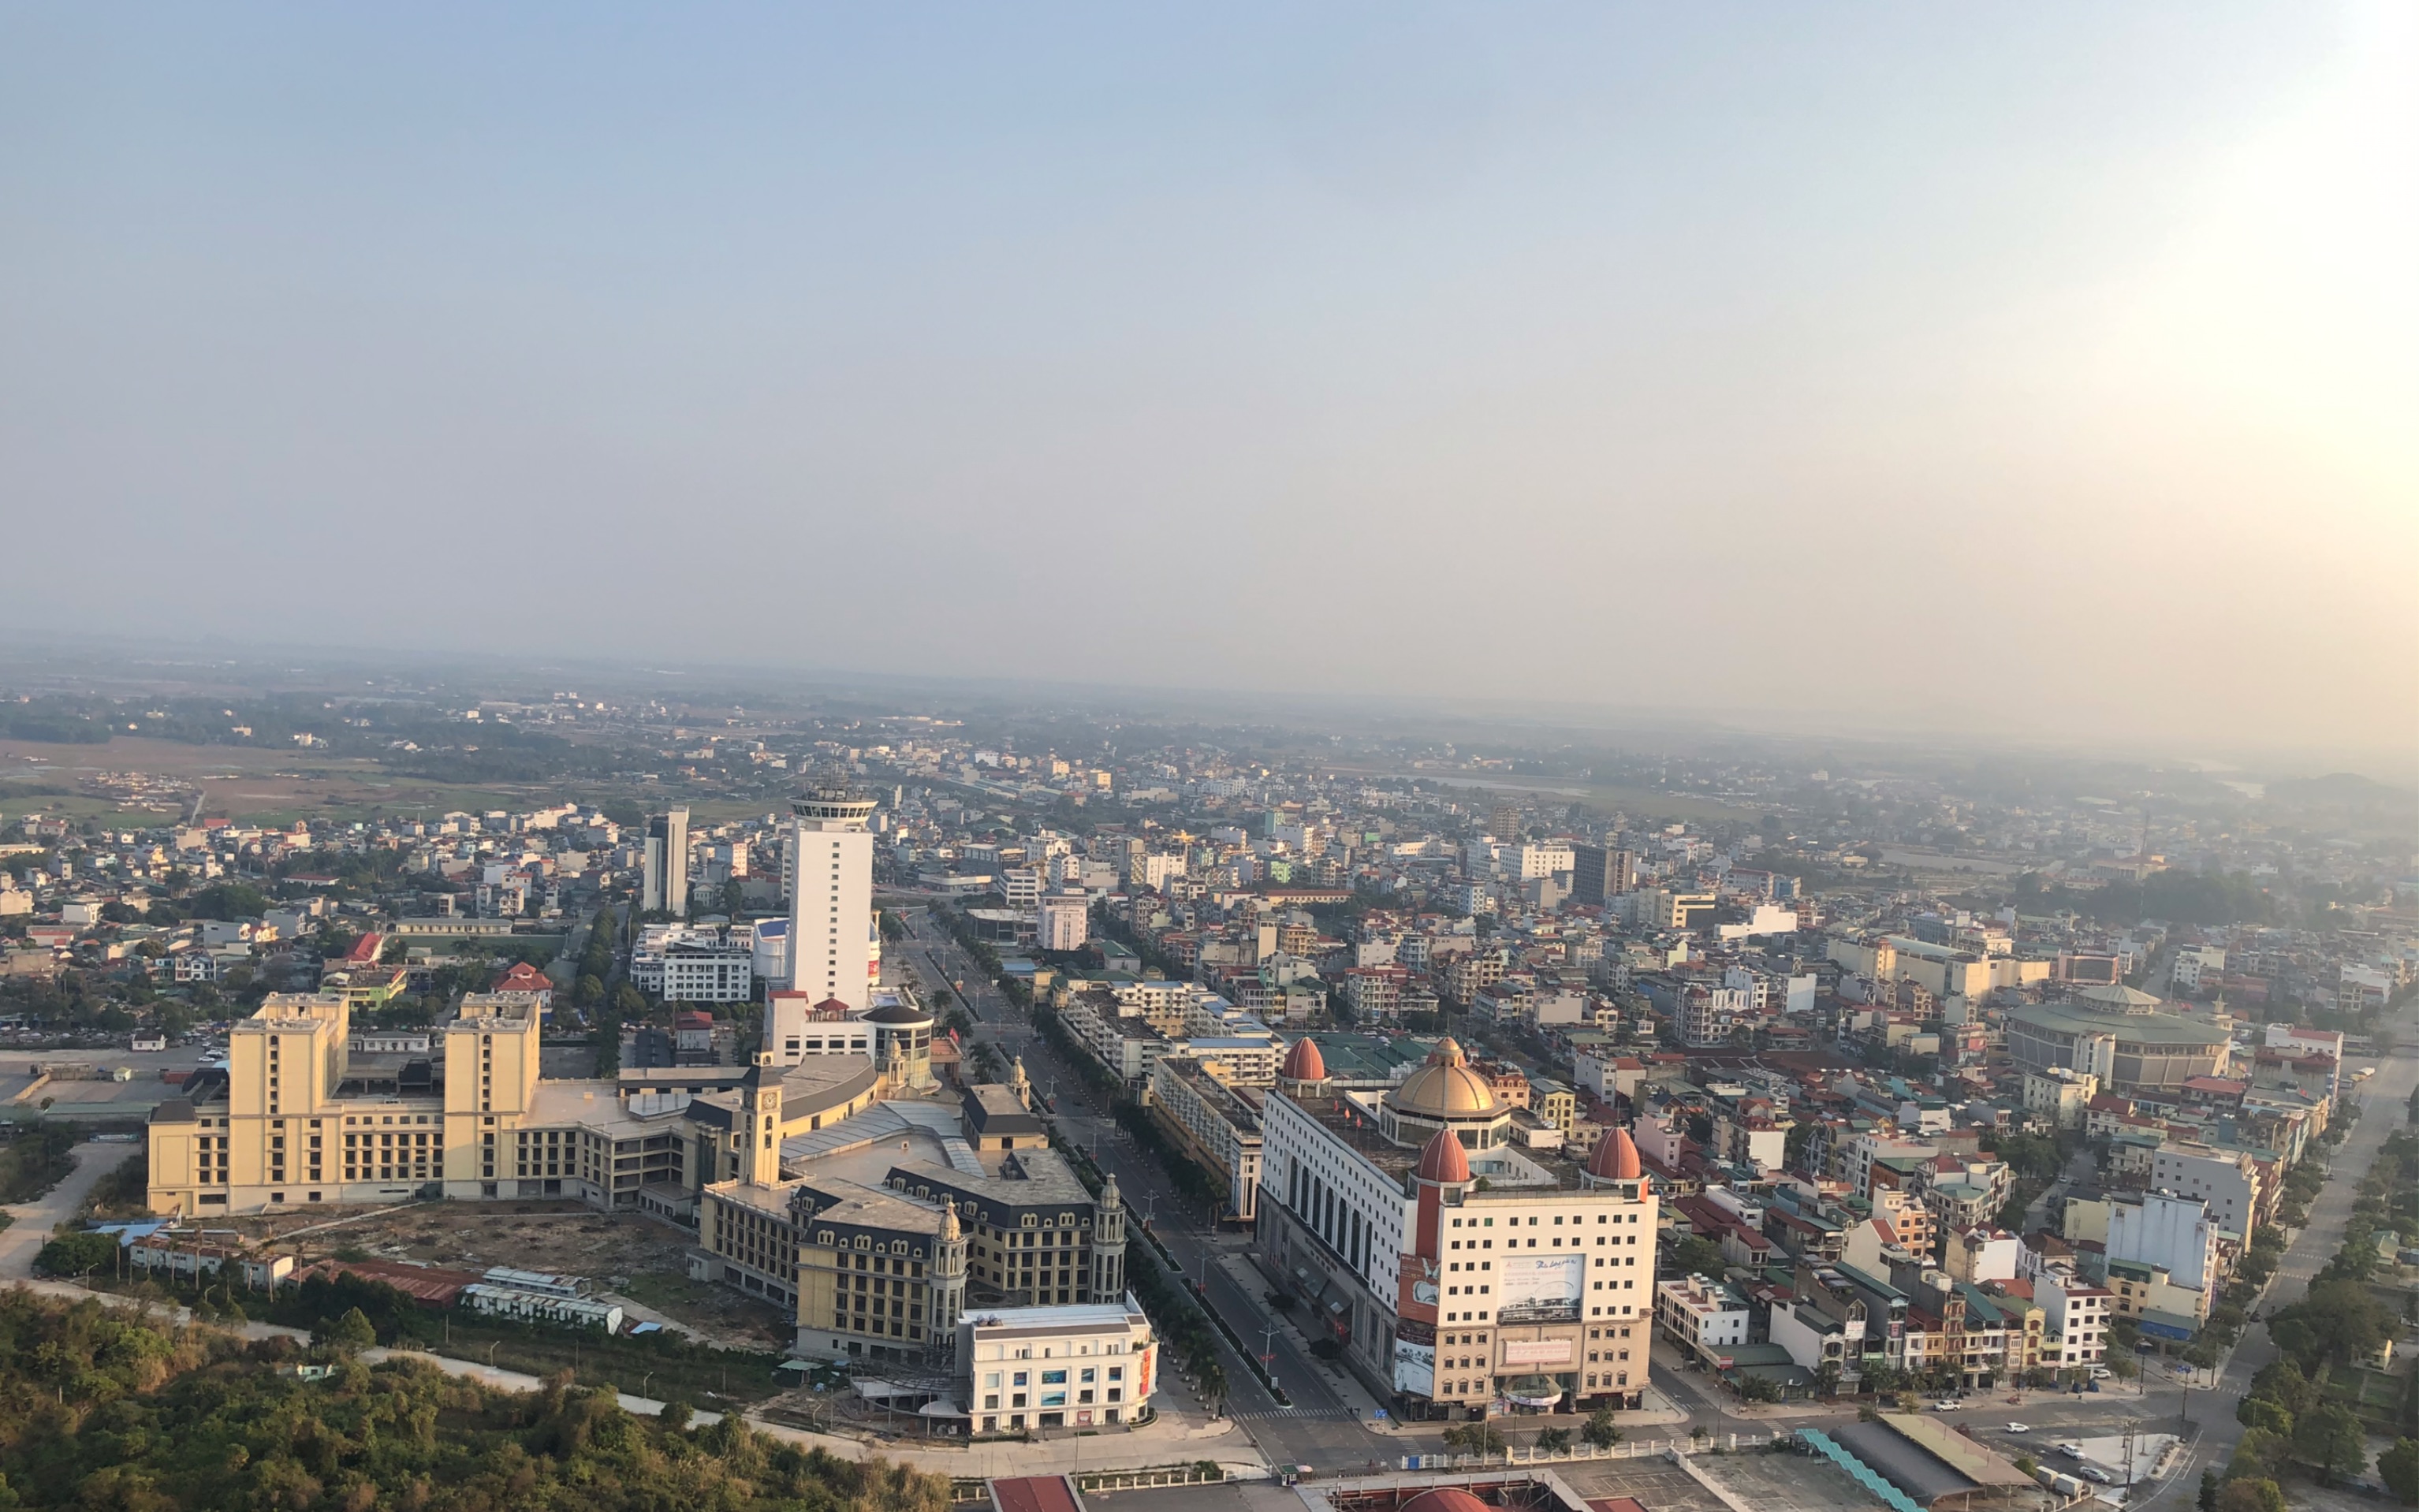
[2005,1423,2031,1434]
[2089,1366,2113,1380]
[2058,1444,2085,1458]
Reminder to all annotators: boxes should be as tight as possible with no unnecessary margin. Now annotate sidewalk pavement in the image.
[0,1142,118,1279]
[1220,1249,1388,1417]
[1613,1386,1693,1428]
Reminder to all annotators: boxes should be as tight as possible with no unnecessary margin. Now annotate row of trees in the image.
[2264,1134,2416,1372]
[2215,1124,2419,1507]
[2224,1357,2416,1499]
[1047,1129,1233,1406]
[1439,1404,1624,1458]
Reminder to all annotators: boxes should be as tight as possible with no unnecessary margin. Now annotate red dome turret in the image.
[1415,1127,1471,1184]
[1586,1126,1642,1181]
[1280,1037,1326,1082]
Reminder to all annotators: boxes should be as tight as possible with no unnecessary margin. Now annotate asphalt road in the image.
[896,911,1402,1473]
[0,1138,123,1279]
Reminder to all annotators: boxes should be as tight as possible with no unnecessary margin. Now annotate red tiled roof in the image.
[296,1258,478,1308]
[991,1479,1083,1512]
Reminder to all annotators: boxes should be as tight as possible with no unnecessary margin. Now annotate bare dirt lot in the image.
[220,1200,794,1350]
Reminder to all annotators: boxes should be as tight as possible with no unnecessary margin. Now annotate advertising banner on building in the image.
[1496,1253,1586,1324]
[1392,1327,1437,1395]
[1500,1337,1574,1367]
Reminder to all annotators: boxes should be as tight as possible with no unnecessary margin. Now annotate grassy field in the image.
[0,736,565,825]
[613,1269,729,1316]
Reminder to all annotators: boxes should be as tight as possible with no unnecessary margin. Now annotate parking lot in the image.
[1693,1447,1891,1512]
[1560,1455,1731,1512]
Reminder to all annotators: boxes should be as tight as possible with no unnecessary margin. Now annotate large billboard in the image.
[1392,1327,1437,1395]
[1496,1253,1586,1324]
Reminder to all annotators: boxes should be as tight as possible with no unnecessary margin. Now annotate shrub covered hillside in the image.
[0,1292,952,1512]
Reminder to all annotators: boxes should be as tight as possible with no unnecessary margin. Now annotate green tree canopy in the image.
[2292,1405,2370,1485]
[2216,1480,2288,1512]
[0,1290,952,1512]
[317,1305,378,1354]
[2237,1398,2294,1438]
[2270,1280,2390,1369]
[32,1231,117,1277]
[1668,1235,1726,1276]
[2377,1438,2419,1506]
[1582,1406,1622,1448]
[185,882,269,920]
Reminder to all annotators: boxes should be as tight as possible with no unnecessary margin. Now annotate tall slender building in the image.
[643,806,691,915]
[1089,1173,1128,1300]
[786,778,877,1008]
[930,1204,969,1365]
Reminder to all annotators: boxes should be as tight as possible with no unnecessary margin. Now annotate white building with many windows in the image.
[1254,1038,1659,1419]
[1146,1055,1265,1223]
[1655,1274,1752,1366]
[786,780,878,1008]
[956,1298,1157,1436]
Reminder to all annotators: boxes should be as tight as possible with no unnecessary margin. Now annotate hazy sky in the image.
[4,4,2413,762]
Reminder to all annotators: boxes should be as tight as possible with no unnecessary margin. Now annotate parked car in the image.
[2082,1468,2115,1484]
[2089,1366,2113,1379]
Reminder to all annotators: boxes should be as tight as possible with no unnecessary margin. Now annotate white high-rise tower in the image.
[785,777,877,1007]
[642,806,689,915]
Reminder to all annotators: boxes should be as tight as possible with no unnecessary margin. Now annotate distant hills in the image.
[2265,772,2416,808]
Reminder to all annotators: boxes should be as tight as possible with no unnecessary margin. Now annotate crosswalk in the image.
[1230,1407,1366,1421]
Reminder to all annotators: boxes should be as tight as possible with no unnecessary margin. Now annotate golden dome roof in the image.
[1389,1037,1500,1120]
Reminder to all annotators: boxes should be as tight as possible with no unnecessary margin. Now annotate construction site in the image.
[199,1197,794,1350]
